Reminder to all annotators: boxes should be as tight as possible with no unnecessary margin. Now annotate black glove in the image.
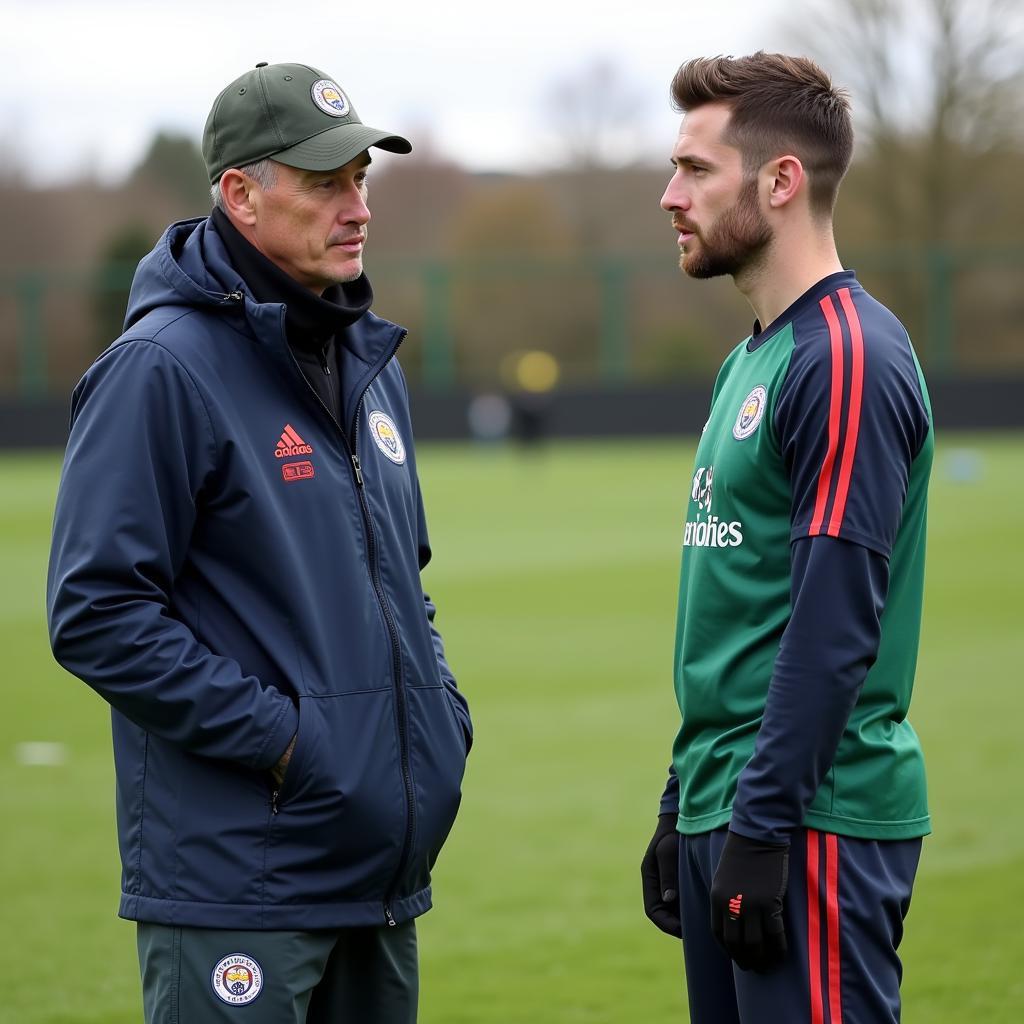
[641,814,682,938]
[710,830,789,972]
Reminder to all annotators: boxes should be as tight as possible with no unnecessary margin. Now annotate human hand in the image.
[710,830,789,972]
[270,733,297,789]
[641,813,682,937]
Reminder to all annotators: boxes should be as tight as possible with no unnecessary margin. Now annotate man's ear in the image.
[218,169,258,227]
[764,155,804,210]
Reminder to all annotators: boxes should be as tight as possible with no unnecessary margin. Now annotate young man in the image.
[47,62,471,1023]
[640,53,932,1023]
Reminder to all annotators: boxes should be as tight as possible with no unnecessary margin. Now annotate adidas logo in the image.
[275,424,313,459]
[728,894,743,918]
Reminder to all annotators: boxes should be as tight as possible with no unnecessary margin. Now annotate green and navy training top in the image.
[662,270,933,843]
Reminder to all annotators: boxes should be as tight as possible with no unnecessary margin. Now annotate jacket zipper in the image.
[350,397,416,926]
[272,308,412,926]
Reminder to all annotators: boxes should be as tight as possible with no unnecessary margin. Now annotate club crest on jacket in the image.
[369,411,406,464]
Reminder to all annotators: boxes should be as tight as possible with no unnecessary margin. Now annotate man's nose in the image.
[344,188,371,225]
[660,177,689,213]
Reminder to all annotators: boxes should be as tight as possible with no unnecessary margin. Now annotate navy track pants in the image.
[679,827,921,1023]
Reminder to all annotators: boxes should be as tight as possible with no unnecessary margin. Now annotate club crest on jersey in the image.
[211,953,263,1005]
[368,410,406,464]
[311,79,350,117]
[733,385,767,440]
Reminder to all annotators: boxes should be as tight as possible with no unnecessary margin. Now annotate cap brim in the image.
[271,123,412,171]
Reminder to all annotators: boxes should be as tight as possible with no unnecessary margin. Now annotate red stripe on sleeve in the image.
[826,833,844,1023]
[809,297,846,536]
[807,830,825,1024]
[828,289,865,537]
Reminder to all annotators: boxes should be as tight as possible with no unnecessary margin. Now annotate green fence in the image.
[3,244,1022,398]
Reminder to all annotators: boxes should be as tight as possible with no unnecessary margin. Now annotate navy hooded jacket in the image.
[46,216,472,929]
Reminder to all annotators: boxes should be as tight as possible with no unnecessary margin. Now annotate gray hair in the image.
[210,158,280,209]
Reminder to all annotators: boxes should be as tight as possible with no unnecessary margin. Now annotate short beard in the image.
[680,178,772,280]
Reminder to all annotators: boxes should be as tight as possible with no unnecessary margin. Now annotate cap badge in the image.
[311,80,350,117]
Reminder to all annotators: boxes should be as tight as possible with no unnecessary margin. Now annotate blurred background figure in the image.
[504,350,560,447]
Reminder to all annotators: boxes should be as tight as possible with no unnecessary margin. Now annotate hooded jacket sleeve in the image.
[46,337,298,770]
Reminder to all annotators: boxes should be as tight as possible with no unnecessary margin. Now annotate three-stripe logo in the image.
[275,424,314,459]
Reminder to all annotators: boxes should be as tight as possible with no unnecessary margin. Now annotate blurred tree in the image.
[543,57,650,170]
[446,181,597,383]
[366,141,474,258]
[540,60,662,256]
[128,131,209,212]
[92,224,153,352]
[794,0,1024,245]
[0,131,25,187]
[450,180,574,256]
[789,0,1024,370]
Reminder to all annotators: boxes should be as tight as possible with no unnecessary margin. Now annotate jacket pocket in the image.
[264,690,407,905]
[271,699,307,807]
[405,686,468,877]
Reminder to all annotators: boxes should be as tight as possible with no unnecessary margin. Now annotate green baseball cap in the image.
[203,62,412,183]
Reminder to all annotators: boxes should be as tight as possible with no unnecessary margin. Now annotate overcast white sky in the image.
[0,0,797,184]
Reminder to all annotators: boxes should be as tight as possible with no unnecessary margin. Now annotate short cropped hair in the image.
[671,52,853,217]
[210,158,279,210]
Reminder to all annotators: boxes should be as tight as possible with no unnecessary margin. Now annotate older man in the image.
[47,62,471,1023]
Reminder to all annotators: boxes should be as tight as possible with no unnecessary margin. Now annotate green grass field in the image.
[2,434,1022,1022]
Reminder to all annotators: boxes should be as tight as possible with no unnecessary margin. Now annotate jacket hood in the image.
[125,217,245,332]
